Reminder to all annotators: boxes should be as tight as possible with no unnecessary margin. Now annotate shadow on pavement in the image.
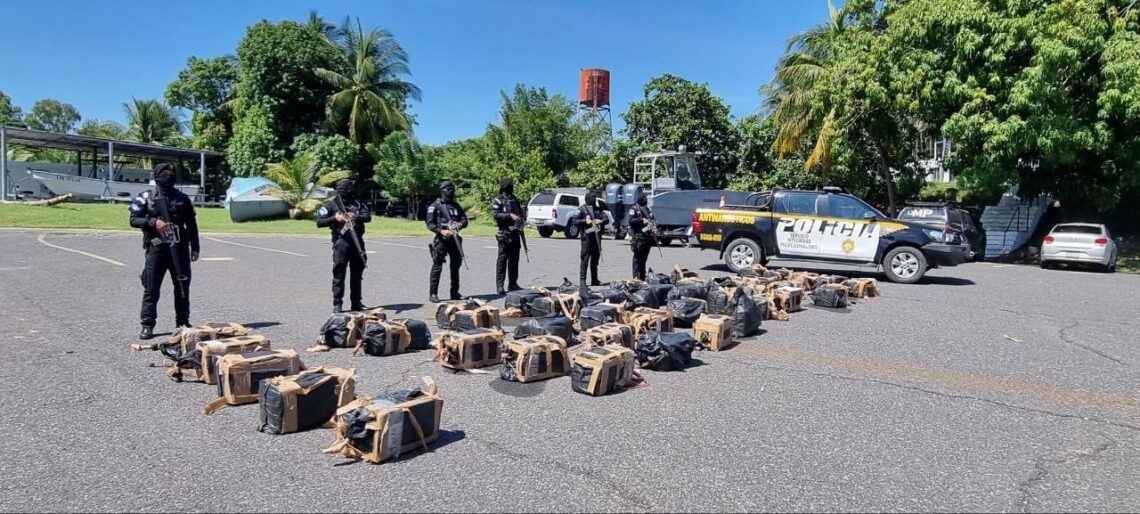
[381,303,423,314]
[244,321,282,329]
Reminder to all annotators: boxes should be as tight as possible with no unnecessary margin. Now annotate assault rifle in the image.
[442,202,468,269]
[153,190,188,299]
[511,197,529,263]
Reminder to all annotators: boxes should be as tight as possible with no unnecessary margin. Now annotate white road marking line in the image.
[200,257,234,261]
[376,241,424,249]
[36,233,125,266]
[0,266,33,271]
[204,236,308,257]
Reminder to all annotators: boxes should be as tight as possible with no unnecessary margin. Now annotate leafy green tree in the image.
[0,90,22,127]
[731,114,818,191]
[123,98,184,145]
[316,17,419,147]
[165,56,239,151]
[485,84,593,176]
[262,152,351,219]
[290,133,361,176]
[25,99,81,133]
[77,119,128,140]
[623,74,738,188]
[571,138,641,189]
[882,0,1140,212]
[229,20,344,176]
[368,131,436,218]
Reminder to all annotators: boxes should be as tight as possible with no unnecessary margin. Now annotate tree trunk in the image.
[873,140,898,217]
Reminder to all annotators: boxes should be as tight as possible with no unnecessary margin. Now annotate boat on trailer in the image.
[30,169,201,201]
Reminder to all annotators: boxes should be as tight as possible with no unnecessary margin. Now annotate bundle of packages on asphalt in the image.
[730,288,764,336]
[503,288,549,317]
[630,283,673,309]
[258,366,356,435]
[580,323,635,350]
[705,283,736,316]
[773,268,795,280]
[500,335,570,383]
[788,271,819,290]
[204,349,305,415]
[570,345,638,396]
[811,284,849,308]
[529,290,582,320]
[814,274,850,287]
[738,275,778,290]
[324,377,442,464]
[672,265,699,282]
[513,315,575,345]
[842,278,881,298]
[452,305,502,331]
[765,286,803,321]
[132,322,254,367]
[667,279,710,301]
[579,302,625,330]
[645,268,673,285]
[355,319,434,357]
[595,287,633,305]
[627,306,675,339]
[312,310,385,352]
[635,331,696,371]
[693,314,733,351]
[666,298,706,328]
[433,328,504,370]
[169,334,271,383]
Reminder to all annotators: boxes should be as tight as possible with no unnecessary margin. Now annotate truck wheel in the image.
[723,238,762,273]
[538,227,554,238]
[882,246,927,284]
[564,224,580,239]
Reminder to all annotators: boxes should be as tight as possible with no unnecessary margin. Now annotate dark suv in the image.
[897,202,984,260]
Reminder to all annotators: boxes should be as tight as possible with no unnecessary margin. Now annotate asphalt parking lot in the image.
[1,228,1138,512]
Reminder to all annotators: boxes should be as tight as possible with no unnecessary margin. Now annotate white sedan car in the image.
[1040,223,1119,272]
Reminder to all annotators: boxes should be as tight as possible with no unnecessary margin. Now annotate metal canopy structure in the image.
[1,126,225,200]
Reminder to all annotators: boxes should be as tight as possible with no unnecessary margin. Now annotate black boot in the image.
[508,283,522,291]
[450,292,463,301]
[496,285,506,295]
[429,293,440,303]
[333,302,343,313]
[350,302,366,312]
[139,326,154,340]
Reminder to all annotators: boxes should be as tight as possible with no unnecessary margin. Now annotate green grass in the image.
[1117,250,1140,274]
[0,201,501,237]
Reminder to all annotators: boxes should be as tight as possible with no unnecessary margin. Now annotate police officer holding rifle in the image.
[317,179,372,313]
[492,178,527,294]
[426,180,468,303]
[130,163,200,340]
[627,194,659,281]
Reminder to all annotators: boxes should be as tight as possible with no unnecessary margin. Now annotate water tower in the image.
[577,68,612,150]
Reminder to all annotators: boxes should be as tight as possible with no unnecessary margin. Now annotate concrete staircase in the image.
[980,186,1052,259]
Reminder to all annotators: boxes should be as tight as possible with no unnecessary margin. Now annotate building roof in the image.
[1,126,224,160]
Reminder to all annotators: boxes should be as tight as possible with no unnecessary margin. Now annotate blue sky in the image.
[0,1,829,145]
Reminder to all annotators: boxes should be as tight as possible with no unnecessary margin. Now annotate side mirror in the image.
[862,212,877,221]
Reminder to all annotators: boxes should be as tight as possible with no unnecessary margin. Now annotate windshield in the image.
[1052,225,1102,235]
[530,192,555,206]
[899,206,948,221]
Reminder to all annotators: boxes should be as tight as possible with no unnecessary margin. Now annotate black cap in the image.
[440,180,454,190]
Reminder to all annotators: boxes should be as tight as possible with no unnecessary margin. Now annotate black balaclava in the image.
[584,192,597,215]
[153,163,176,193]
[440,181,455,202]
[637,194,648,207]
[335,179,355,201]
[500,178,514,196]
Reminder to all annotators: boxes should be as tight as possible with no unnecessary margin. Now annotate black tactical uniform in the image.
[492,178,525,294]
[129,163,200,339]
[573,192,609,286]
[426,181,468,302]
[316,179,373,312]
[628,196,656,281]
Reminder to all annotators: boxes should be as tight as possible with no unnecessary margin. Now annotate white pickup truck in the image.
[526,188,615,239]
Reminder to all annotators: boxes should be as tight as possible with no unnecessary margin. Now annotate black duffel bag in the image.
[811,284,849,308]
[730,288,763,337]
[646,269,673,285]
[634,331,696,371]
[667,281,709,301]
[513,315,575,345]
[580,304,623,330]
[666,298,706,328]
[505,288,549,316]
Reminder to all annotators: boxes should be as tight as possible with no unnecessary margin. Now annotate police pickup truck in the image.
[691,188,970,283]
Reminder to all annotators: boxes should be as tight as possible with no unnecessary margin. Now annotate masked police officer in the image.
[316,179,372,312]
[426,180,468,303]
[492,178,525,294]
[627,195,656,281]
[129,163,200,340]
[574,191,608,286]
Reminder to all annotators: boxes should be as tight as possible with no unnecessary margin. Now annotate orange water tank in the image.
[579,69,610,108]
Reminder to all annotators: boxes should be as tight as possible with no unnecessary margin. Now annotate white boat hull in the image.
[31,171,200,200]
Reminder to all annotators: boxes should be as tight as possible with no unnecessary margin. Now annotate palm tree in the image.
[262,152,352,219]
[316,17,421,147]
[763,1,846,175]
[306,11,338,42]
[123,98,184,145]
